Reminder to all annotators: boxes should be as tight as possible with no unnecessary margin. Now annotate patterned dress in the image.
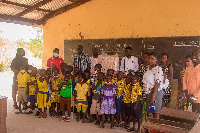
[138,64,148,99]
[50,76,62,103]
[161,64,171,103]
[100,85,116,114]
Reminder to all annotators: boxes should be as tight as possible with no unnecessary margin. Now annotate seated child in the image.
[121,73,132,129]
[89,72,105,125]
[74,72,89,123]
[128,75,143,133]
[116,71,126,126]
[58,71,72,122]
[15,65,30,114]
[100,74,116,129]
[36,69,51,118]
[50,68,62,117]
[27,67,37,114]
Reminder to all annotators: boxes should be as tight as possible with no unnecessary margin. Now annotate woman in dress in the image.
[160,53,173,108]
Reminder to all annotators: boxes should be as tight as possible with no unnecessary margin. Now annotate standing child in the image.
[36,69,51,118]
[50,68,62,117]
[58,71,72,122]
[15,65,30,114]
[89,72,105,125]
[116,71,126,127]
[59,63,67,80]
[128,75,143,132]
[100,74,116,129]
[74,73,89,123]
[107,69,117,85]
[27,67,37,114]
[121,73,132,129]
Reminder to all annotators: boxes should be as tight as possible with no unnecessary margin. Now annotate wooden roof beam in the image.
[41,0,91,23]
[15,0,53,17]
[0,0,52,12]
[0,14,43,26]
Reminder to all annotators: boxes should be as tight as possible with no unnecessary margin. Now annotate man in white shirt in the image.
[120,46,139,75]
[90,48,101,74]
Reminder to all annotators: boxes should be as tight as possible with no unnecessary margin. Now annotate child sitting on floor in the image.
[74,72,89,123]
[100,74,116,129]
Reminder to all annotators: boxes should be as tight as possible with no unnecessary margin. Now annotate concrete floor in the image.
[6,99,129,133]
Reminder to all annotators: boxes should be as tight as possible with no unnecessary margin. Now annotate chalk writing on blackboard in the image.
[144,44,155,49]
[173,41,200,47]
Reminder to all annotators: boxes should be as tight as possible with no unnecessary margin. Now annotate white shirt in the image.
[90,55,102,72]
[142,66,164,94]
[120,56,139,74]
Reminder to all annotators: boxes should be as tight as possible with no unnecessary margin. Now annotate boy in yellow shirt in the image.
[74,73,89,123]
[15,65,30,114]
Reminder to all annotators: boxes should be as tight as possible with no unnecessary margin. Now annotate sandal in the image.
[127,127,135,132]
[43,112,47,118]
[15,110,22,114]
[82,119,86,123]
[95,120,100,125]
[26,110,33,114]
[76,117,80,122]
[111,124,115,129]
[38,112,43,118]
[119,123,125,127]
[100,124,105,128]
[66,117,71,122]
[35,111,40,116]
[61,116,65,121]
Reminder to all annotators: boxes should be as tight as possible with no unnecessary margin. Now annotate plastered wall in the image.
[43,0,200,67]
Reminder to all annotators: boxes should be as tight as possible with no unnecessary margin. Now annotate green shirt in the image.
[60,79,72,97]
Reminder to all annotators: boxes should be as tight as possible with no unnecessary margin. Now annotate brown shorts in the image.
[60,97,71,111]
[17,87,27,102]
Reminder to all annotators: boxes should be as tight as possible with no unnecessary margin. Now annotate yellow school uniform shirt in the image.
[37,78,48,92]
[130,83,142,103]
[28,76,37,95]
[17,72,30,87]
[122,83,131,103]
[116,79,126,98]
[75,83,89,101]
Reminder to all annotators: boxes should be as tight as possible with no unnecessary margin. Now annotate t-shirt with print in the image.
[75,83,89,101]
[60,79,72,97]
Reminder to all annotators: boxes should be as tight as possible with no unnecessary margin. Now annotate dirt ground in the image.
[6,99,130,133]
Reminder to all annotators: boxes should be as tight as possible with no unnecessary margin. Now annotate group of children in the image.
[15,63,143,132]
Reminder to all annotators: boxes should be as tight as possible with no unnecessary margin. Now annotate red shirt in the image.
[47,57,64,70]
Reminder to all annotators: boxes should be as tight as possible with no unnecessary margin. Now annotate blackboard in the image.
[64,36,200,79]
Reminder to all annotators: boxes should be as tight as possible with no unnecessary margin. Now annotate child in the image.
[50,68,62,117]
[116,71,126,127]
[121,73,132,129]
[74,73,89,123]
[36,69,51,118]
[128,75,143,132]
[100,74,116,129]
[89,72,105,125]
[27,67,37,114]
[27,65,33,75]
[15,65,30,114]
[60,63,67,80]
[58,71,72,122]
[107,69,117,85]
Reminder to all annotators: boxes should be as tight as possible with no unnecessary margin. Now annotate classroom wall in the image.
[42,0,200,67]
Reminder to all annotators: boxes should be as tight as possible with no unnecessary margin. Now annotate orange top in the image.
[193,64,200,103]
[183,65,195,94]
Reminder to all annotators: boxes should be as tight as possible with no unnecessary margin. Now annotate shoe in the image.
[43,112,47,118]
[61,116,65,121]
[38,112,43,118]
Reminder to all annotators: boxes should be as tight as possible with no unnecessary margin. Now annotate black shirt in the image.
[10,56,28,76]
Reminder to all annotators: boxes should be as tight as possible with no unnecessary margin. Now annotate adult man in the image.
[47,48,64,70]
[10,48,28,108]
[90,48,101,74]
[120,46,139,75]
[73,45,91,72]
